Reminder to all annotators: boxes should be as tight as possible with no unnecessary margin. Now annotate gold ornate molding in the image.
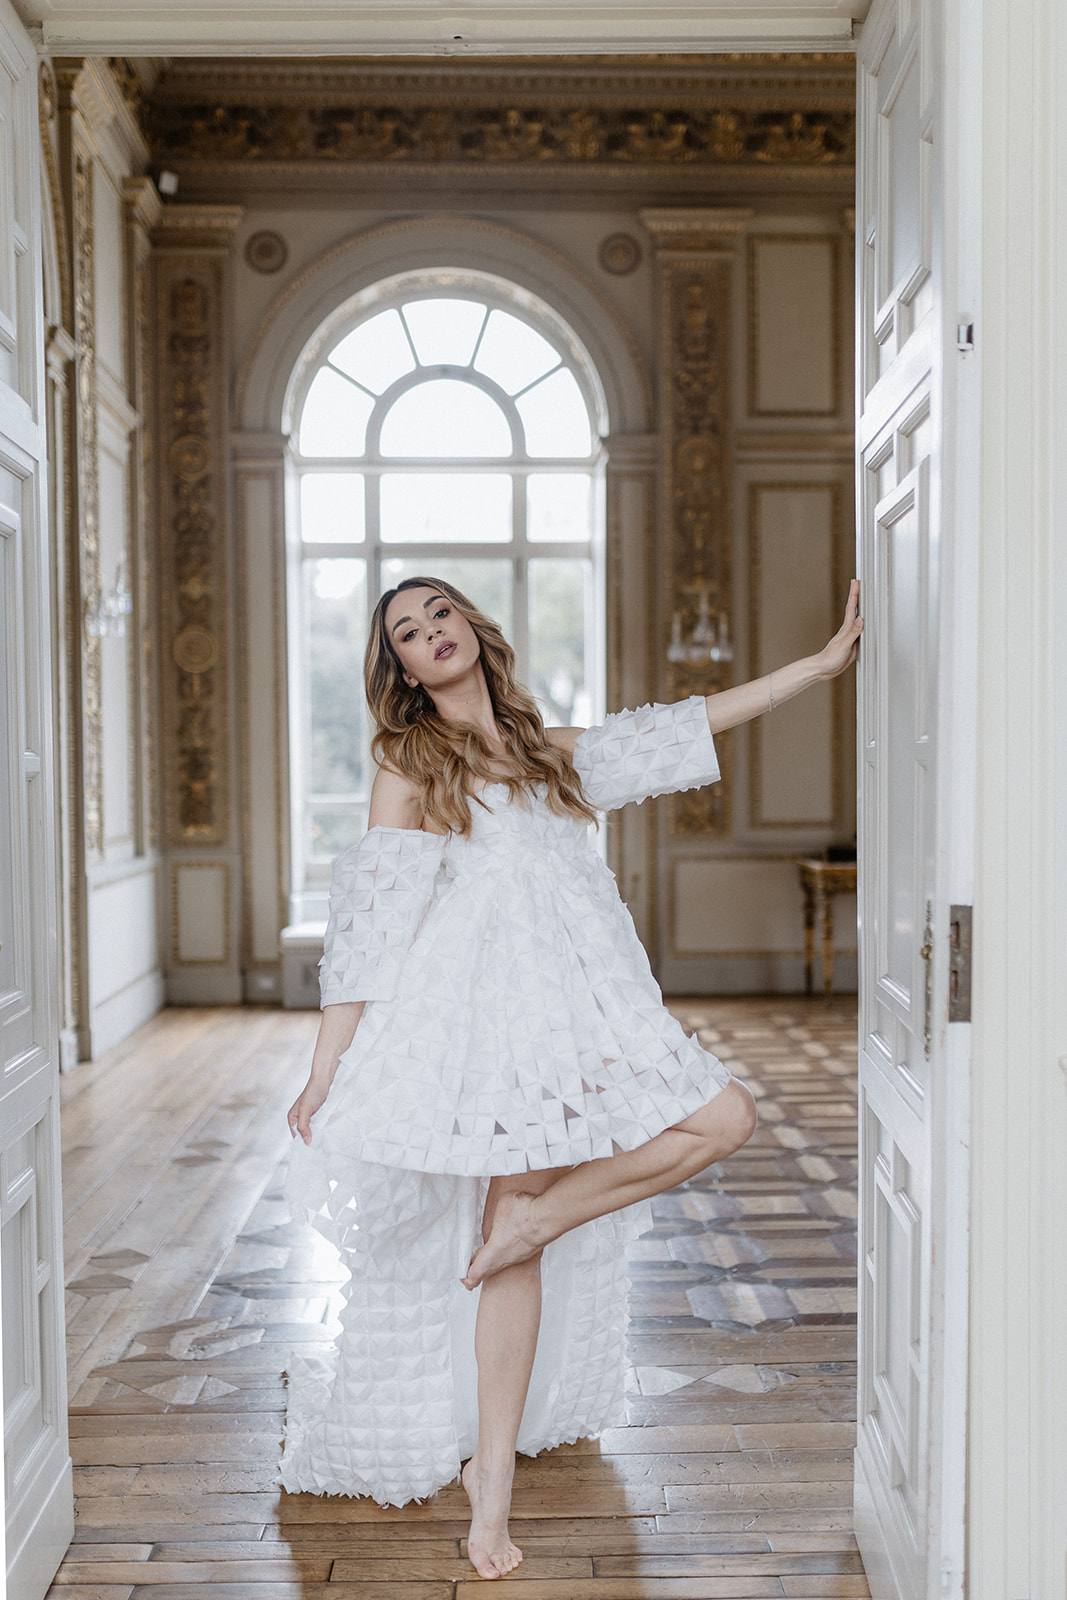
[147,56,854,180]
[73,149,104,859]
[150,101,853,174]
[125,177,163,852]
[154,206,243,846]
[38,62,72,330]
[641,208,750,839]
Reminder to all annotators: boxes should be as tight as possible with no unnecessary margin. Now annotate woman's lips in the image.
[434,641,457,660]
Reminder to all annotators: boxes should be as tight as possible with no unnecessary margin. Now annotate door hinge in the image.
[948,905,972,1022]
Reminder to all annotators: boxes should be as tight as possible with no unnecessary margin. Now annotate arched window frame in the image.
[286,269,608,918]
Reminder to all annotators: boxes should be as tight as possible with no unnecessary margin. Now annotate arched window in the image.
[288,271,605,913]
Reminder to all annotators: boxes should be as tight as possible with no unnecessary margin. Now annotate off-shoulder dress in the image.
[282,696,733,1506]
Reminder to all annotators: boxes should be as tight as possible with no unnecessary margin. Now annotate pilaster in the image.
[152,204,244,1001]
[639,208,751,841]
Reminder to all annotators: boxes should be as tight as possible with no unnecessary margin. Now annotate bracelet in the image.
[768,672,776,713]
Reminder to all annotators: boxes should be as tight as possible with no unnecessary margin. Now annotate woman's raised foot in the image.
[462,1456,523,1579]
[462,1192,546,1289]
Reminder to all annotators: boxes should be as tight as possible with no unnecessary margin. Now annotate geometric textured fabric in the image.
[319,827,445,1007]
[571,693,721,812]
[296,693,730,1179]
[283,695,728,1504]
[280,1160,645,1505]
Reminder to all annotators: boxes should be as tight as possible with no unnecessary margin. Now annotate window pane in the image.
[517,368,593,457]
[380,473,512,543]
[301,474,365,543]
[299,369,374,457]
[529,558,592,728]
[310,808,366,861]
[329,309,415,394]
[304,557,367,800]
[381,558,513,640]
[474,309,560,395]
[527,474,592,542]
[402,299,487,367]
[379,379,512,457]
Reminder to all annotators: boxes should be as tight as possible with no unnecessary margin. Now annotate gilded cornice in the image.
[147,55,854,178]
[53,57,152,164]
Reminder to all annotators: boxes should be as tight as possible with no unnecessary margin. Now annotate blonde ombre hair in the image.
[365,576,598,837]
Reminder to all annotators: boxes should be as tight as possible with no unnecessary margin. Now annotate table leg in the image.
[821,889,836,999]
[802,881,816,996]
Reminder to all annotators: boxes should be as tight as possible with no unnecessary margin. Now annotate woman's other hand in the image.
[817,579,864,679]
[287,1074,331,1146]
[286,1000,364,1146]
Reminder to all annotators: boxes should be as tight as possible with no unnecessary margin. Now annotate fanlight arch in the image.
[283,267,609,913]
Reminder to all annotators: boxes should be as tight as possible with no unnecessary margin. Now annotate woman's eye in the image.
[434,606,449,619]
[402,628,417,642]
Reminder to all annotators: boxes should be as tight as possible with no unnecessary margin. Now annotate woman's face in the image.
[383,586,482,693]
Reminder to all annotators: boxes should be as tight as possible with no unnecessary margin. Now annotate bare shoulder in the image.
[545,726,585,758]
[368,763,424,831]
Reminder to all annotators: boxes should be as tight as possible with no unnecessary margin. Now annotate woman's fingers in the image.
[287,1093,314,1145]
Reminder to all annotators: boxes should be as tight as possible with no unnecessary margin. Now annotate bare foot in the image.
[462,1192,546,1290]
[462,1456,523,1579]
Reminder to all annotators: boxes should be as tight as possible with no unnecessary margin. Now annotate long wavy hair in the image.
[365,576,598,837]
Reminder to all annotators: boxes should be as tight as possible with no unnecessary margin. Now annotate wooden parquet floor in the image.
[52,997,866,1599]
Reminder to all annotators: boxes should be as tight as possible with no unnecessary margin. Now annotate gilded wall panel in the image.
[153,209,242,848]
[641,209,749,839]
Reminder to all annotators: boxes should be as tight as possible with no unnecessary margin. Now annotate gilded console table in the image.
[796,858,858,998]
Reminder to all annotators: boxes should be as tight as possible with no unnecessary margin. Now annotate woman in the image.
[284,574,863,1579]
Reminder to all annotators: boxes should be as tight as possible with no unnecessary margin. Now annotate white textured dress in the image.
[282,696,733,1505]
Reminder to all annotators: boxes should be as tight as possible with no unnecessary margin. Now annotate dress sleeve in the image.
[571,695,720,812]
[318,826,446,1008]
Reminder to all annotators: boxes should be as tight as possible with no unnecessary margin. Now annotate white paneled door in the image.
[0,1,74,1596]
[854,1,967,1597]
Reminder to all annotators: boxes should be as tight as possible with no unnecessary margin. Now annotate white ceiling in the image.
[15,0,868,56]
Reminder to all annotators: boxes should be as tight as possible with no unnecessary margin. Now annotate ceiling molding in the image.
[17,5,869,57]
[145,54,855,194]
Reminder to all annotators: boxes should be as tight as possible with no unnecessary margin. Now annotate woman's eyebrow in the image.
[390,595,446,636]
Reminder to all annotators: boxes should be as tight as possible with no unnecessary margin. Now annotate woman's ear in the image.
[403,672,420,690]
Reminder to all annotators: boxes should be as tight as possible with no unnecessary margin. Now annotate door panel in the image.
[854,0,950,1596]
[0,2,73,1596]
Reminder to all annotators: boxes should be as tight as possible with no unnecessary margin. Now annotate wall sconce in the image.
[667,585,733,665]
[86,560,133,638]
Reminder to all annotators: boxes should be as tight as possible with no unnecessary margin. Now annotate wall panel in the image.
[749,482,840,829]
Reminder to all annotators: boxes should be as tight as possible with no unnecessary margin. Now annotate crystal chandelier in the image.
[667,585,733,665]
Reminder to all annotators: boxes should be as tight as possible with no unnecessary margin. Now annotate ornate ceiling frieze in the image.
[151,102,853,171]
[148,55,854,177]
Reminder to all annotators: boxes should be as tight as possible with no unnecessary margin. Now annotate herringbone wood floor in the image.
[52,997,867,1598]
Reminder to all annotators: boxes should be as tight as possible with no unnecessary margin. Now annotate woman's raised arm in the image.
[702,579,863,736]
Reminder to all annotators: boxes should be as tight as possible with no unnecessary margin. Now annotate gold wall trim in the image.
[641,207,749,840]
[746,233,842,419]
[747,479,845,832]
[38,63,72,329]
[154,206,243,847]
[73,148,104,860]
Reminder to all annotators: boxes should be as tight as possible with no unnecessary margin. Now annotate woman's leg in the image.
[462,1079,757,1289]
[463,1166,567,1581]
